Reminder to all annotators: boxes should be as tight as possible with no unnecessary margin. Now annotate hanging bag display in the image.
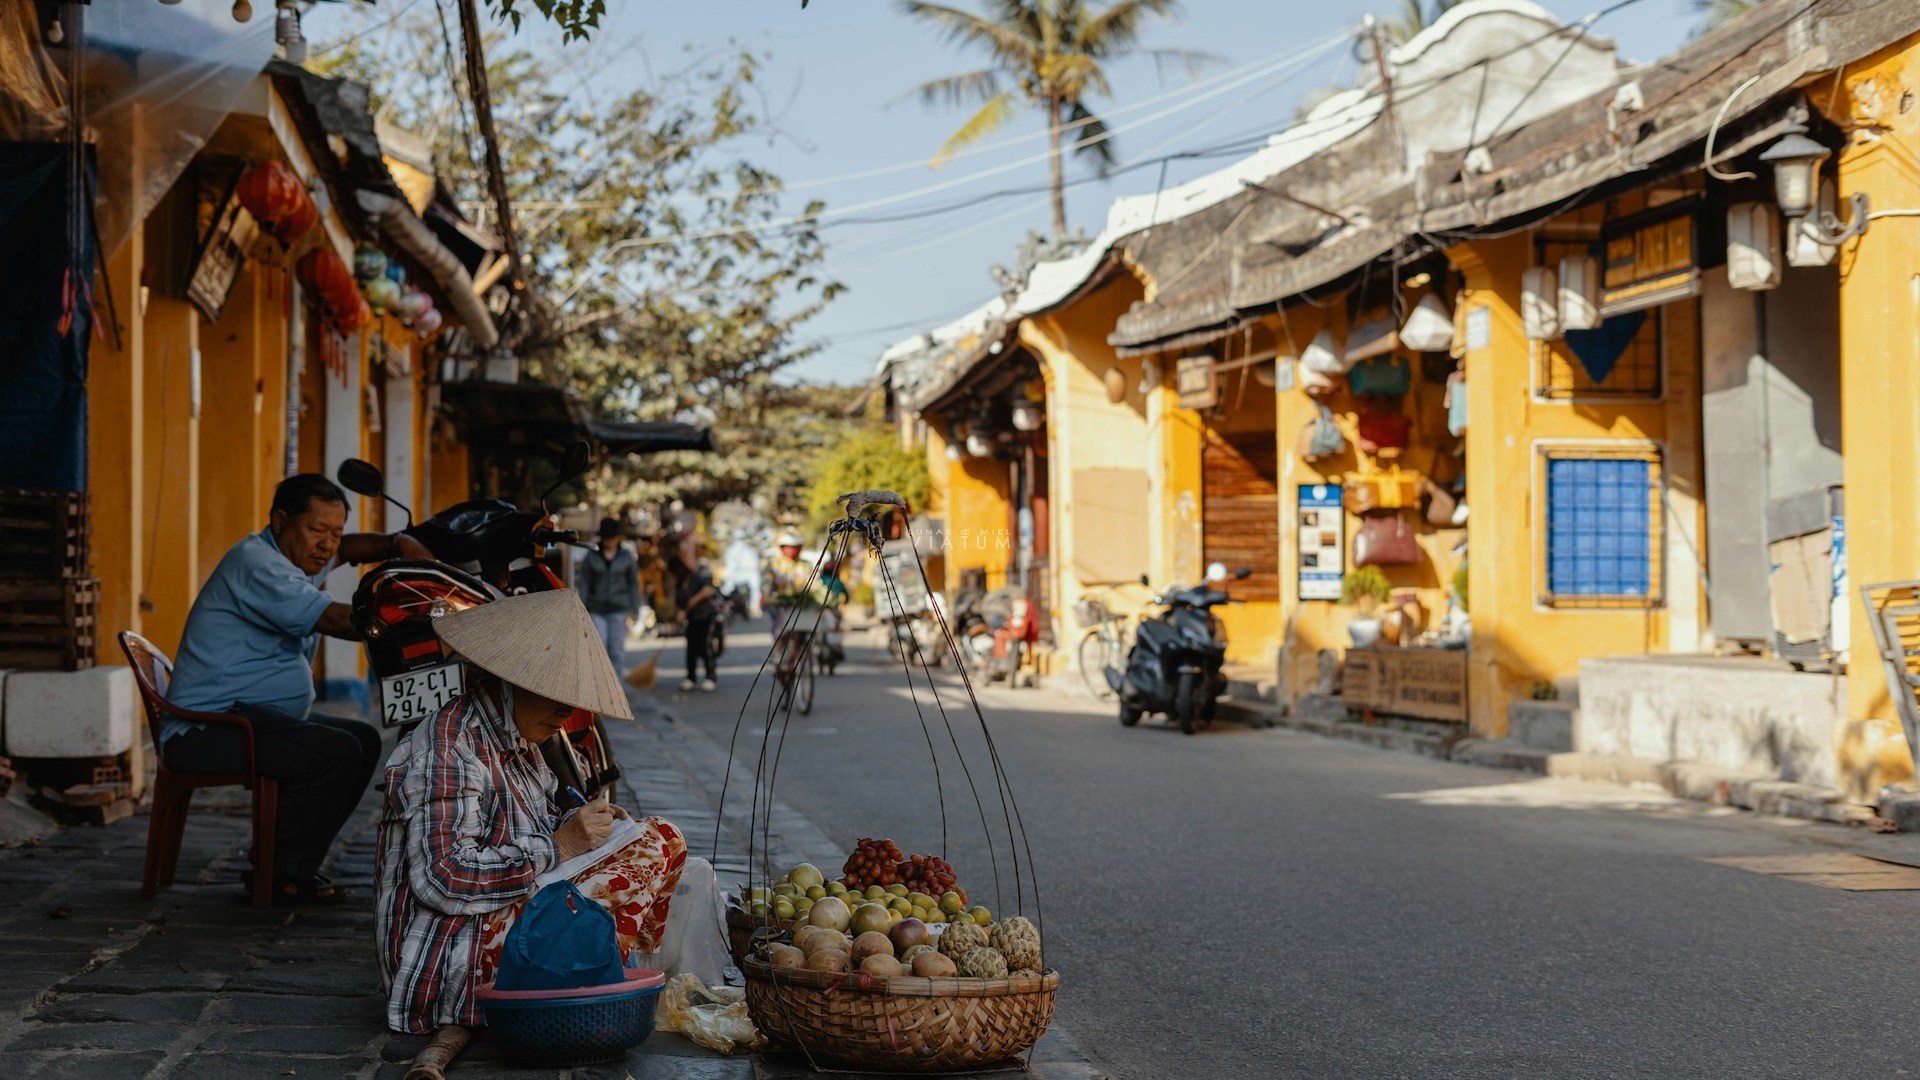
[1341,465,1421,516]
[1445,369,1468,437]
[1356,410,1411,455]
[1347,355,1412,397]
[1299,364,1338,397]
[1421,478,1460,529]
[1297,404,1346,462]
[1353,512,1420,567]
[1300,328,1349,375]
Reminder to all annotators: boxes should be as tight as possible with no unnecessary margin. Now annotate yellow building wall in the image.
[1833,31,1920,794]
[198,262,275,578]
[945,452,1013,589]
[139,277,201,656]
[1446,228,1699,736]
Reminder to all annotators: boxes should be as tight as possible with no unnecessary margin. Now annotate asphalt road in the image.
[660,623,1920,1079]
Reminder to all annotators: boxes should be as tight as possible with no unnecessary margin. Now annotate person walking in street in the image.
[668,556,719,692]
[165,473,431,904]
[577,517,640,676]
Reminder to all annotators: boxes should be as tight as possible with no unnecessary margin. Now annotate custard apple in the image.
[955,946,1008,979]
[1010,968,1041,979]
[937,919,989,959]
[989,916,1041,972]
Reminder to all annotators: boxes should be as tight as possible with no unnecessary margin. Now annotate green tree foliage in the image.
[1379,0,1462,46]
[897,0,1219,236]
[804,427,931,532]
[315,17,844,510]
[1692,0,1760,31]
[491,0,605,42]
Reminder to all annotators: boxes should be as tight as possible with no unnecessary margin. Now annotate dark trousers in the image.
[163,706,382,882]
[686,615,718,680]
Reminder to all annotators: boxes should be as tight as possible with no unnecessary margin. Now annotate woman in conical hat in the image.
[373,590,688,1073]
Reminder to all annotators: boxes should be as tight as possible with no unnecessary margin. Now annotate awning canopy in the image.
[438,380,715,458]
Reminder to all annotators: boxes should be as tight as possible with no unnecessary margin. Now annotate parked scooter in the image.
[335,441,622,797]
[1108,563,1251,734]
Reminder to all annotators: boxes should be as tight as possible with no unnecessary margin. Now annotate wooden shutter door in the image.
[1202,430,1279,602]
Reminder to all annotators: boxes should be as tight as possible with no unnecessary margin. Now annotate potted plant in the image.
[1340,566,1392,648]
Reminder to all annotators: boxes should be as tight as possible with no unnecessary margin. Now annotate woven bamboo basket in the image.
[726,907,798,968]
[741,956,1059,1072]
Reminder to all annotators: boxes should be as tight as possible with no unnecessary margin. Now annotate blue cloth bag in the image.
[492,881,626,991]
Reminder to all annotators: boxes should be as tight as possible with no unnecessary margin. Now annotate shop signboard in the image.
[1343,647,1468,723]
[1298,484,1344,601]
[187,187,261,322]
[1176,355,1218,410]
[1601,199,1700,315]
[879,538,930,616]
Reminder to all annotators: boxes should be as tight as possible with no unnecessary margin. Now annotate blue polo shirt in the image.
[162,527,338,748]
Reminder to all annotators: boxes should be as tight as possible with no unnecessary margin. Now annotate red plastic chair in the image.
[118,631,279,908]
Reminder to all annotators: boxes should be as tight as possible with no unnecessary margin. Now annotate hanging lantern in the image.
[354,246,389,281]
[945,441,963,462]
[362,276,400,311]
[412,307,444,337]
[1021,378,1046,403]
[385,261,408,287]
[966,432,996,458]
[1011,401,1043,431]
[392,289,430,324]
[236,160,316,242]
[277,196,317,243]
[337,295,373,334]
[1103,366,1126,404]
[1400,293,1455,352]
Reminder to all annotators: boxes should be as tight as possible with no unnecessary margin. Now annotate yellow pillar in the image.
[1836,34,1920,793]
[139,293,200,655]
[87,227,144,649]
[198,264,267,575]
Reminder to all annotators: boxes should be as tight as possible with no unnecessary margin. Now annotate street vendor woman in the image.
[376,588,686,1069]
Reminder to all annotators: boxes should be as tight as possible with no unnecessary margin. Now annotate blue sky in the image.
[309,0,1703,385]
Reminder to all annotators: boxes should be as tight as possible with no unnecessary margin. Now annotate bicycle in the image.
[772,628,815,715]
[1075,594,1135,701]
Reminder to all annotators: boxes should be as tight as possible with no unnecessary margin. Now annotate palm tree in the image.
[898,0,1217,237]
[1379,0,1463,46]
[1693,0,1760,30]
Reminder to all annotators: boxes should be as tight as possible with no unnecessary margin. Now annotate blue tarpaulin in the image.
[0,142,91,492]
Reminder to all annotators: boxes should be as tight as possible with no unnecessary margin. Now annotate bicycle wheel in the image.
[796,650,816,716]
[1077,631,1115,701]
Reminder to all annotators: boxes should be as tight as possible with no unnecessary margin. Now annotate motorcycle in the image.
[335,440,623,797]
[1108,563,1251,735]
[951,585,1035,687]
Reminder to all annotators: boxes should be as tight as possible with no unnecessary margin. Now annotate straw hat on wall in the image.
[433,590,633,720]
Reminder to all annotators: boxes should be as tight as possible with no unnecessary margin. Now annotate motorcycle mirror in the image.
[1234,566,1254,581]
[1205,562,1229,583]
[336,458,414,530]
[539,439,597,514]
[336,458,385,498]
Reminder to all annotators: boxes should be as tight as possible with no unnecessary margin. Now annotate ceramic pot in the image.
[1348,616,1382,648]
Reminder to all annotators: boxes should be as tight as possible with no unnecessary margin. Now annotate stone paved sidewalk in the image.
[0,687,1102,1080]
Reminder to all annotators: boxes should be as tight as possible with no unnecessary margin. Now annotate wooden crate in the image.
[0,578,98,670]
[0,489,89,581]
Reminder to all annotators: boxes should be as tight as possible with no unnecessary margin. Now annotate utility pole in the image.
[1365,16,1405,171]
[455,0,523,339]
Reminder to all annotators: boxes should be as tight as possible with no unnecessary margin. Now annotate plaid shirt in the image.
[376,685,562,1033]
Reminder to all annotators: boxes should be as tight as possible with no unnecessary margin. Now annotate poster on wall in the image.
[1298,484,1345,601]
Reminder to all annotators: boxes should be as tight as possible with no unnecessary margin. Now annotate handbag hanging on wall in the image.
[1353,511,1421,567]
[1445,369,1468,437]
[1297,404,1346,462]
[1356,410,1411,455]
[1347,355,1412,397]
[1421,478,1460,529]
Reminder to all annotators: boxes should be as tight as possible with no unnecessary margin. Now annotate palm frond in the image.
[1137,46,1227,82]
[933,90,1020,165]
[1074,0,1179,52]
[892,68,1003,110]
[1063,100,1116,172]
[896,0,1039,68]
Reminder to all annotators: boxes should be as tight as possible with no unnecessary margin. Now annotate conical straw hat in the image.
[433,590,634,721]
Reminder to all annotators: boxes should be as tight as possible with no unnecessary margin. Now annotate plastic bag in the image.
[654,973,766,1055]
[494,880,626,991]
[629,856,730,988]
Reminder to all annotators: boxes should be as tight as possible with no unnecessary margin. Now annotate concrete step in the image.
[1507,699,1577,752]
[1452,737,1554,774]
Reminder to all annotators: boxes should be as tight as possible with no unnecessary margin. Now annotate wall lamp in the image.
[1760,122,1866,246]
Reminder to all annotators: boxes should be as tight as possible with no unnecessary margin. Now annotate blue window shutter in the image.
[1546,456,1651,598]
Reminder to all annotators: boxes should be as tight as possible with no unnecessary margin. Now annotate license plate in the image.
[380,663,464,727]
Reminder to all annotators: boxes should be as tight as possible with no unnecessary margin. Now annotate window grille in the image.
[1537,445,1664,609]
[1536,242,1663,399]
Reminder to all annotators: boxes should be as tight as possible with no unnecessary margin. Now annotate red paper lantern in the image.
[237,160,317,242]
[295,247,372,333]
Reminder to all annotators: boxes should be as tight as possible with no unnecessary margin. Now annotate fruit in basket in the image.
[799,929,850,958]
[849,902,892,936]
[937,919,989,959]
[900,944,936,965]
[808,896,851,932]
[787,863,826,889]
[889,918,930,953]
[955,946,1009,979]
[940,891,965,915]
[969,906,993,926]
[861,953,906,978]
[827,881,848,897]
[768,943,806,969]
[912,951,957,978]
[806,949,850,974]
[843,837,906,887]
[805,885,826,901]
[1010,968,1041,979]
[773,898,796,920]
[887,896,912,916]
[990,917,1042,972]
[850,931,894,965]
[864,885,887,901]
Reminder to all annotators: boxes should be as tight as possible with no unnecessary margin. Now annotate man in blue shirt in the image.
[166,473,429,903]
